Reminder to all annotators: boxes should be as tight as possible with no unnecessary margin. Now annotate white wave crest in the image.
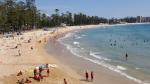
[74,35,82,39]
[73,41,80,45]
[83,57,148,84]
[89,51,111,61]
[117,65,127,70]
[57,32,150,84]
[57,32,74,42]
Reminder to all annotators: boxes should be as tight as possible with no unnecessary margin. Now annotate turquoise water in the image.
[59,24,150,84]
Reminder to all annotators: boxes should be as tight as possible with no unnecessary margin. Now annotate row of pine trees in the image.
[0,0,143,33]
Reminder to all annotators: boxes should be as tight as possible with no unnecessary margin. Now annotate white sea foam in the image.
[57,28,150,84]
[64,33,74,38]
[60,44,148,84]
[74,35,82,39]
[136,67,141,70]
[76,36,82,39]
[82,57,148,84]
[89,52,102,60]
[59,40,82,58]
[73,41,81,48]
[68,47,83,58]
[58,32,74,42]
[81,48,84,50]
[81,34,87,37]
[117,65,127,70]
[73,41,80,45]
[89,51,111,61]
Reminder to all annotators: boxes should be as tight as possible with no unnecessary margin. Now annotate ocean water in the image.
[58,23,150,84]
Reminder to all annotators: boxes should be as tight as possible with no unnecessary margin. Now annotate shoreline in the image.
[46,24,142,84]
[0,23,149,84]
[49,22,150,84]
[0,28,92,84]
[0,24,110,84]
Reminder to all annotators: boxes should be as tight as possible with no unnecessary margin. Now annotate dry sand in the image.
[0,24,137,84]
[0,25,102,84]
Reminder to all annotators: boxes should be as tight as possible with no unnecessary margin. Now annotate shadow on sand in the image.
[80,79,91,82]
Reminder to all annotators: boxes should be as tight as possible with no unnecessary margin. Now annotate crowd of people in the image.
[9,31,95,84]
[16,66,95,84]
[17,64,50,84]
[33,64,50,81]
[108,34,150,61]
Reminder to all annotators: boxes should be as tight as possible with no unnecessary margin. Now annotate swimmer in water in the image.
[125,53,128,60]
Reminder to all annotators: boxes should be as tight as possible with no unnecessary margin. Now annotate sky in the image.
[34,0,150,18]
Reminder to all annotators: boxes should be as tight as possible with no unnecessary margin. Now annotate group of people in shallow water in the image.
[109,38,138,61]
[109,39,149,48]
[85,71,94,82]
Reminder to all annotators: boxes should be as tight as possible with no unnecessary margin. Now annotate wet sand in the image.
[0,29,92,84]
[0,23,142,84]
[45,30,137,84]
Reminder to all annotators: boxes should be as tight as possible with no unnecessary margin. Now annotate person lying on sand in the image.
[34,74,40,81]
[17,71,22,76]
[25,78,32,83]
[17,79,25,84]
[38,40,41,43]
[15,45,18,49]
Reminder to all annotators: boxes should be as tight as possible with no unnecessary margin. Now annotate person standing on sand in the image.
[39,73,43,80]
[91,71,94,82]
[18,50,21,56]
[64,78,67,84]
[34,68,37,75]
[47,68,50,77]
[31,46,33,50]
[85,71,89,81]
[39,67,43,73]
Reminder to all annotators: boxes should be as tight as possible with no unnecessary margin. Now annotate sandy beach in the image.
[1,0,150,83]
[0,24,138,84]
[0,25,103,84]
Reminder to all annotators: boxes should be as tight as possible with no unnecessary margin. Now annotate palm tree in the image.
[54,9,60,26]
[55,9,59,16]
